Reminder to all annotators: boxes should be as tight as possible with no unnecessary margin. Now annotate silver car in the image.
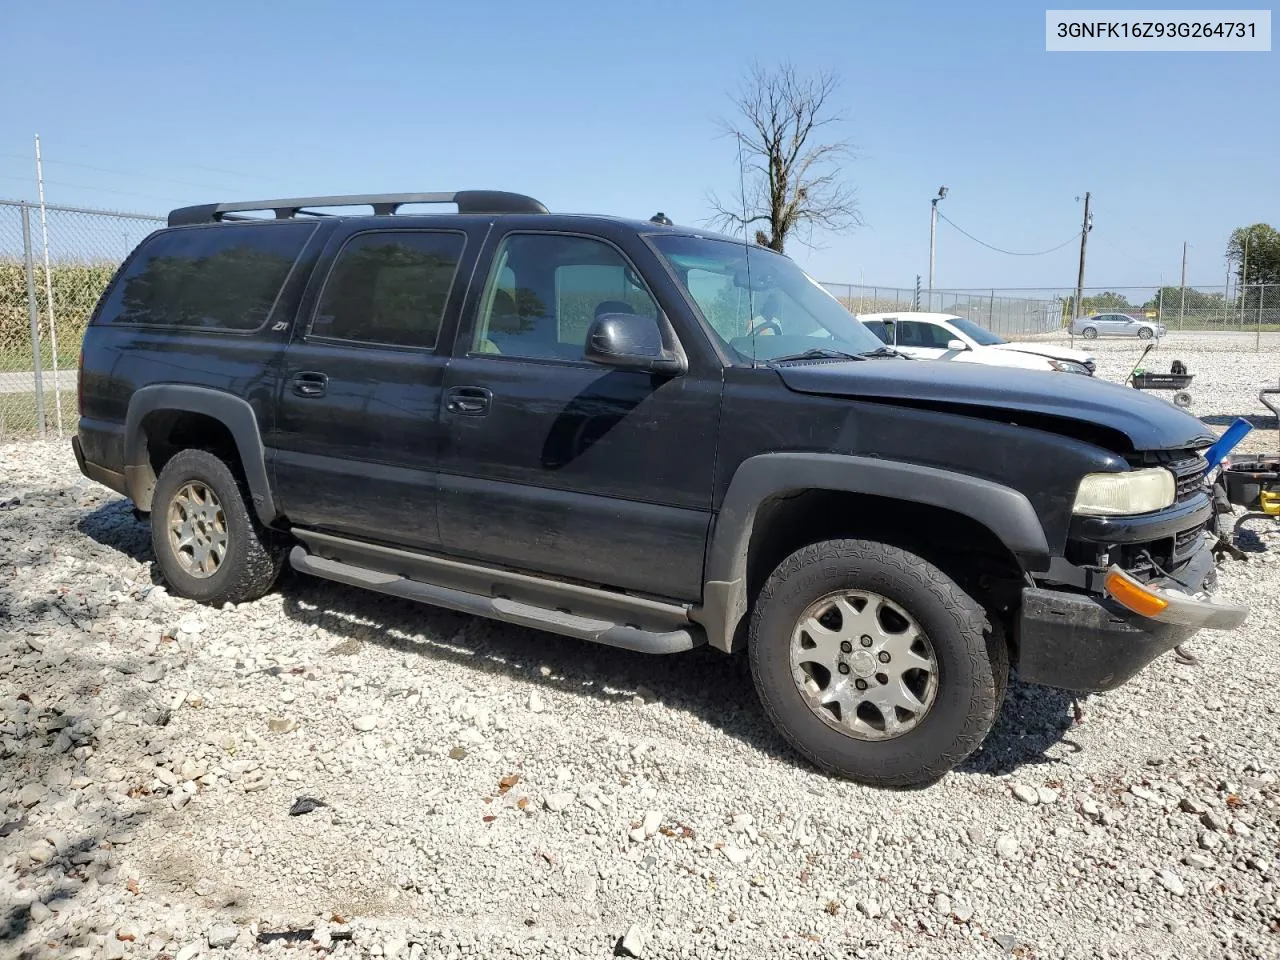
[1070,312,1166,340]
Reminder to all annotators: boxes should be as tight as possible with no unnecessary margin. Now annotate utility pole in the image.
[1179,241,1187,328]
[1072,191,1091,321]
[928,186,947,307]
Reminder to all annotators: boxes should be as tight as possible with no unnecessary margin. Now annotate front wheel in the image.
[1137,327,1154,340]
[748,539,1007,788]
[1081,326,1098,339]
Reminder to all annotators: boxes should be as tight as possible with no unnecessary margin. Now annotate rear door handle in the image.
[446,385,492,416]
[291,371,328,398]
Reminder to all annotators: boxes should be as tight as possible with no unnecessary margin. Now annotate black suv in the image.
[72,190,1247,787]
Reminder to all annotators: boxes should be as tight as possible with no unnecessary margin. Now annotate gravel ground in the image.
[3,339,1280,960]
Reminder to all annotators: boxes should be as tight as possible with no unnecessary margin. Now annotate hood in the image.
[990,341,1095,365]
[773,358,1214,452]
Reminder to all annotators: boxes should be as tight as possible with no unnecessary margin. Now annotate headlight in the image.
[1049,359,1091,375]
[1072,468,1176,516]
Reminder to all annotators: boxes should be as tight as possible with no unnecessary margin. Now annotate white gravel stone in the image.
[618,923,647,957]
[1159,869,1187,896]
[206,924,238,948]
[352,715,378,732]
[543,791,574,813]
[1011,784,1039,805]
[995,835,1019,858]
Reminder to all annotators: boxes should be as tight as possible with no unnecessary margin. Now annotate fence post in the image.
[1258,284,1264,353]
[1157,287,1163,332]
[989,289,995,331]
[20,203,48,437]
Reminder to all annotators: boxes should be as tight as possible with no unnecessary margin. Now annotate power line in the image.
[0,151,284,186]
[0,173,184,203]
[936,210,1081,257]
[0,152,264,193]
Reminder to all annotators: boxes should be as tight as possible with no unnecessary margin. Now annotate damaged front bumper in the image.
[1014,538,1247,693]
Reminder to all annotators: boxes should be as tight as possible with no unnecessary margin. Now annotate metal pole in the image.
[1256,284,1262,352]
[1073,192,1091,329]
[1240,233,1249,326]
[1179,241,1187,330]
[34,134,63,437]
[21,202,47,437]
[928,199,938,298]
[1224,259,1231,328]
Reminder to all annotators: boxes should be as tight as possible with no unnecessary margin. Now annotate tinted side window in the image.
[98,222,315,330]
[862,320,893,344]
[473,234,658,361]
[311,231,465,349]
[896,321,953,349]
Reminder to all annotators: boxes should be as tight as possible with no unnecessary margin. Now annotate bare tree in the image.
[708,62,861,253]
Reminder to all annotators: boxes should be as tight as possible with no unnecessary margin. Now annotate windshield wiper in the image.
[857,346,911,359]
[765,347,867,364]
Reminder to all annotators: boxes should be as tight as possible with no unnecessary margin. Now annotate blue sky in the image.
[0,1,1274,290]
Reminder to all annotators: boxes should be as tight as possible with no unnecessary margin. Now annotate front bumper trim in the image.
[1103,564,1248,630]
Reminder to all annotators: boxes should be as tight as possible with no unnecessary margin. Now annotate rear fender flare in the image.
[695,453,1051,652]
[124,384,276,523]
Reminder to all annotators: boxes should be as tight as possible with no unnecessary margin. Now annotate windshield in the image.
[648,235,887,363]
[946,316,1006,346]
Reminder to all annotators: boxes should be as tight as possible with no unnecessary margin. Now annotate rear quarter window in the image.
[94,221,317,331]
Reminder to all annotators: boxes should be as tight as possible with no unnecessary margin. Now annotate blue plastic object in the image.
[1204,417,1254,471]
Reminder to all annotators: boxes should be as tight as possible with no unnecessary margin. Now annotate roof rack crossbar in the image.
[167,190,548,227]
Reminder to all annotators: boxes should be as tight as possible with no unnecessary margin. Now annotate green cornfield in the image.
[0,259,118,369]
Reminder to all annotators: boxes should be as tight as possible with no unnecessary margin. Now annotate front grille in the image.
[1174,457,1208,502]
[1129,450,1208,503]
[1175,524,1205,554]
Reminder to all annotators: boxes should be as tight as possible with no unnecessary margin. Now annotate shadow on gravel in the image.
[77,498,156,566]
[77,508,1082,784]
[275,570,1080,781]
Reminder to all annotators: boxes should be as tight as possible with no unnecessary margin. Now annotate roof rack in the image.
[166,190,548,227]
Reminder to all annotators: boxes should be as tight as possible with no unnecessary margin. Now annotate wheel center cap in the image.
[846,650,877,679]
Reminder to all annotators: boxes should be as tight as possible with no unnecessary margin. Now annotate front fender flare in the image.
[123,384,277,524]
[694,453,1051,652]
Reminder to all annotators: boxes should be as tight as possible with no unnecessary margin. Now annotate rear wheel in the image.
[1081,326,1098,339]
[151,448,285,605]
[749,539,1007,788]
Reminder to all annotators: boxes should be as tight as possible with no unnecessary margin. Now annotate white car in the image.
[859,312,1096,375]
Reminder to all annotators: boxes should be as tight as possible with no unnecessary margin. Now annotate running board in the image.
[288,547,703,655]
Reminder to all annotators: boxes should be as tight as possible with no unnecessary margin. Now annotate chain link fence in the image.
[0,200,163,439]
[822,280,1280,341]
[820,283,1064,338]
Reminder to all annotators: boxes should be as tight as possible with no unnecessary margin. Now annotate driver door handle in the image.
[291,371,328,398]
[446,385,492,416]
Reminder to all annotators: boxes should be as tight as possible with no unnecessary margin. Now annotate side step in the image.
[288,547,703,655]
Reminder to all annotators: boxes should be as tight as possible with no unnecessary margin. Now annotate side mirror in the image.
[947,339,968,351]
[584,313,686,376]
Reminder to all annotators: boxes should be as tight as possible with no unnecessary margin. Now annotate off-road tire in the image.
[1081,326,1098,339]
[749,539,1008,788]
[151,448,285,605]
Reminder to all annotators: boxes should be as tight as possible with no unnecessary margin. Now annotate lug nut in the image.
[878,651,891,663]
[838,663,850,675]
[876,673,889,685]
[860,635,873,647]
[840,640,853,653]
[854,679,868,690]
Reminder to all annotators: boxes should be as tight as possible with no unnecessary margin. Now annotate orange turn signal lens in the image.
[1104,571,1169,618]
